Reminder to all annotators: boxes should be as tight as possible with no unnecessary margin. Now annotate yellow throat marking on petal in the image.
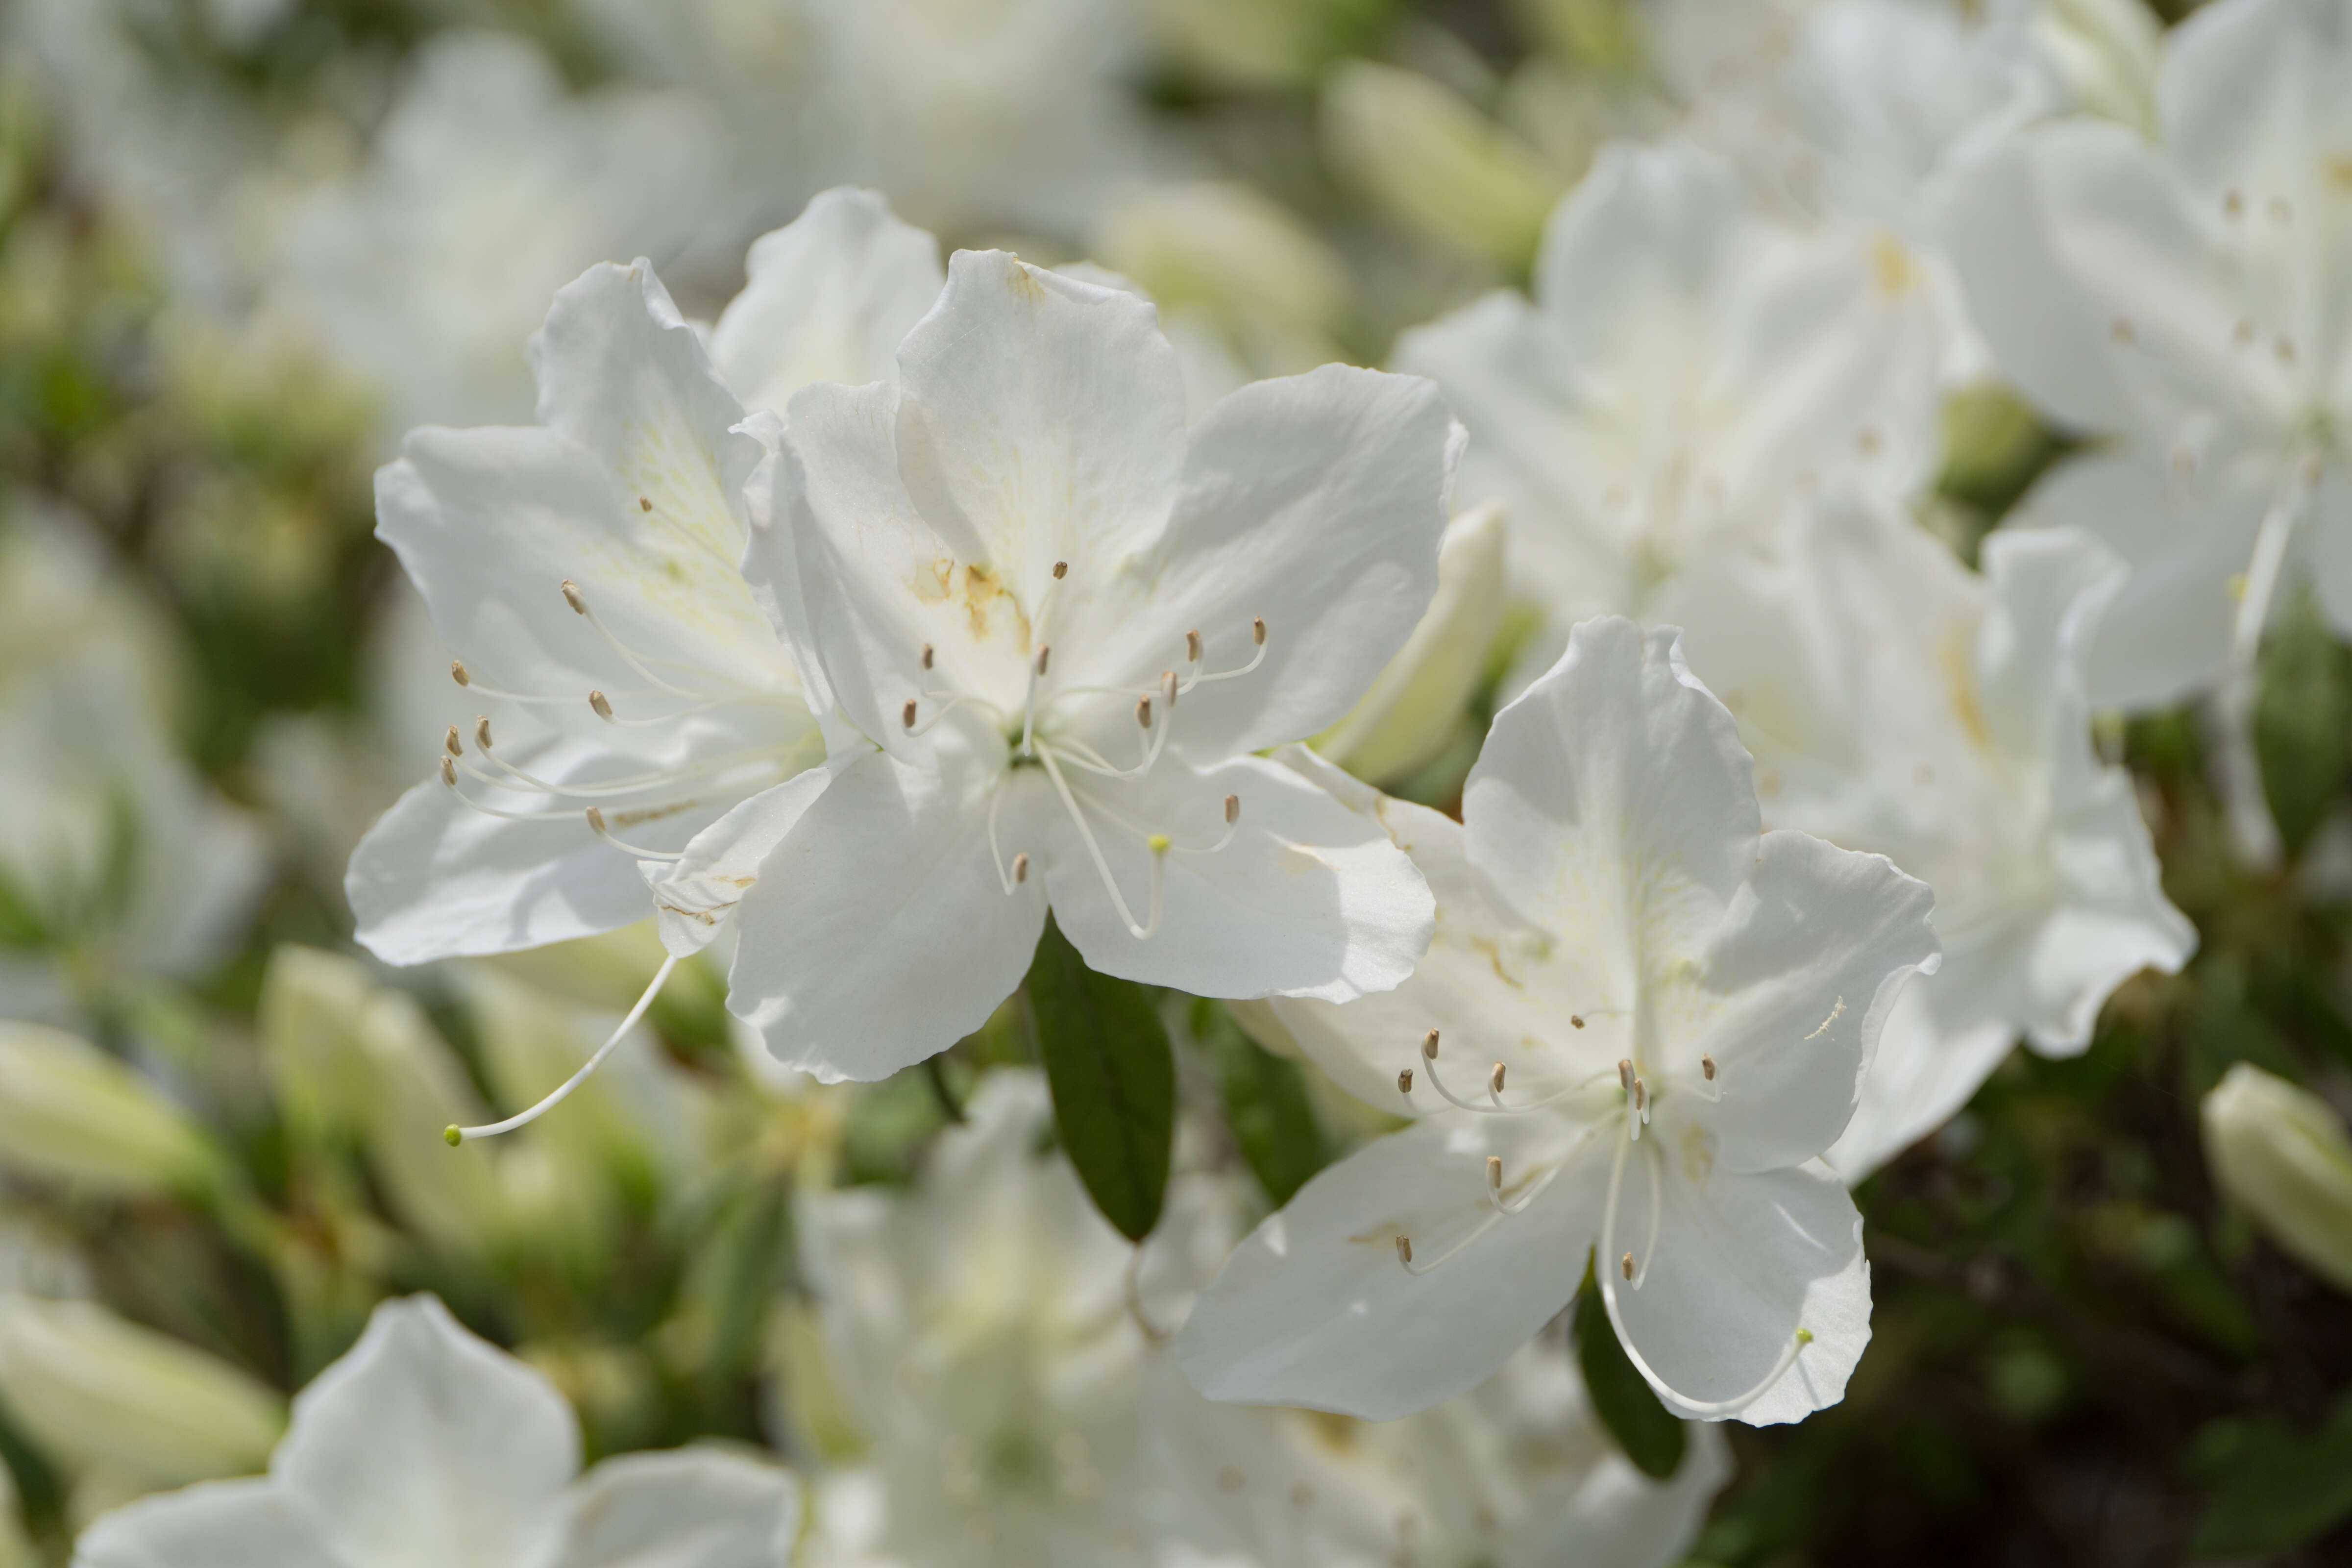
[2327,154,2352,193]
[1871,233,1922,299]
[1680,1122,1716,1185]
[1940,622,1993,755]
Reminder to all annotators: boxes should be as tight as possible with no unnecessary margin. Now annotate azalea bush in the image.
[2,0,2352,1565]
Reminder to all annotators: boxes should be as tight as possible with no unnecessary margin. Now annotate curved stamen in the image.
[1484,1154,1566,1216]
[441,760,568,821]
[449,660,604,705]
[585,806,689,861]
[1597,1127,1814,1416]
[1036,745,1163,939]
[1178,617,1268,692]
[1395,1215,1503,1276]
[985,782,1029,895]
[1408,1029,1613,1116]
[561,579,756,703]
[908,692,1002,737]
[448,956,679,1144]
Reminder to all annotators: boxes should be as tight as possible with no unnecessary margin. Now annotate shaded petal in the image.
[640,764,837,956]
[895,251,1187,594]
[274,1296,577,1568]
[1681,829,1938,1174]
[550,1450,799,1568]
[1465,619,1759,970]
[1083,364,1458,759]
[727,738,1048,1081]
[348,735,732,964]
[1042,752,1432,1004]
[2009,447,2254,711]
[1824,969,2021,1181]
[1176,1114,1604,1421]
[72,1480,343,1568]
[1605,1148,1870,1425]
[1265,746,1605,1116]
[709,187,942,416]
[1507,1422,1732,1568]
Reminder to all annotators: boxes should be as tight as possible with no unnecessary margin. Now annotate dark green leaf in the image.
[1024,917,1174,1242]
[1194,1000,1328,1206]
[1572,1255,1686,1479]
[2192,1394,2352,1558]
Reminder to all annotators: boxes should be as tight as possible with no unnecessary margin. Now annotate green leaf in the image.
[1194,1000,1329,1206]
[1572,1255,1686,1480]
[2192,1394,2352,1558]
[1024,917,1175,1242]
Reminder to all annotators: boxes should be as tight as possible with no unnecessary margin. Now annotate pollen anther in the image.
[1224,793,1240,825]
[561,579,588,614]
[444,726,463,757]
[451,660,471,687]
[903,699,918,729]
[589,690,614,722]
[1423,1029,1441,1061]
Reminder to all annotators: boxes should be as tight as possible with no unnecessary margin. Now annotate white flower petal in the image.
[1605,1147,1870,1425]
[349,735,734,963]
[709,187,942,416]
[1175,1114,1605,1421]
[640,764,837,956]
[550,1450,798,1568]
[273,1296,577,1568]
[895,251,1187,587]
[1043,752,1432,1004]
[727,739,1048,1081]
[1096,363,1458,759]
[1685,829,1938,1173]
[72,1480,341,1568]
[1466,618,1762,960]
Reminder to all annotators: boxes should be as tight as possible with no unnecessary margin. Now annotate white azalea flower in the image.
[792,1070,1185,1568]
[792,0,1161,239]
[1176,618,1939,1424]
[70,1295,798,1568]
[1944,0,2352,724]
[0,511,266,1026]
[795,1069,1724,1568]
[734,249,1452,1080]
[1661,510,2194,1178]
[1394,139,1941,651]
[272,32,730,436]
[1154,1333,1733,1568]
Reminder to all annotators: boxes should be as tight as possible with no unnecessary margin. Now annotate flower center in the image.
[898,561,1267,940]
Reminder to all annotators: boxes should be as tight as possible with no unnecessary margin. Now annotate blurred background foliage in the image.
[1,0,2350,1565]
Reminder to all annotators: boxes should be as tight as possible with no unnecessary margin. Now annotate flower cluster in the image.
[4,0,2352,1564]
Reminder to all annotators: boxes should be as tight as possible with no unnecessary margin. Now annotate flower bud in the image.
[0,1295,284,1491]
[1146,0,1388,88]
[0,1024,219,1197]
[2033,0,2160,135]
[2202,1063,2352,1295]
[255,944,376,1142]
[1092,181,1350,347]
[1321,62,1564,274]
[354,992,510,1260]
[1313,502,1508,784]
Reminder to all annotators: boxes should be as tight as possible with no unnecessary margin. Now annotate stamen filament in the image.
[562,579,755,703]
[448,956,679,1143]
[1035,745,1162,939]
[586,806,688,860]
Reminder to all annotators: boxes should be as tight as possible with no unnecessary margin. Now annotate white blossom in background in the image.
[0,511,265,1026]
[1946,0,2352,860]
[270,31,730,437]
[794,1070,1730,1568]
[1661,512,2194,1178]
[737,249,1452,1080]
[792,0,1165,239]
[1155,1334,1733,1568]
[1394,139,1941,665]
[1177,619,1938,1424]
[70,1295,798,1568]
[791,1071,1187,1567]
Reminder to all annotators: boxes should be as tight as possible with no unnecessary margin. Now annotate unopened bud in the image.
[2203,1063,2352,1294]
[0,1296,284,1488]
[0,1024,220,1196]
